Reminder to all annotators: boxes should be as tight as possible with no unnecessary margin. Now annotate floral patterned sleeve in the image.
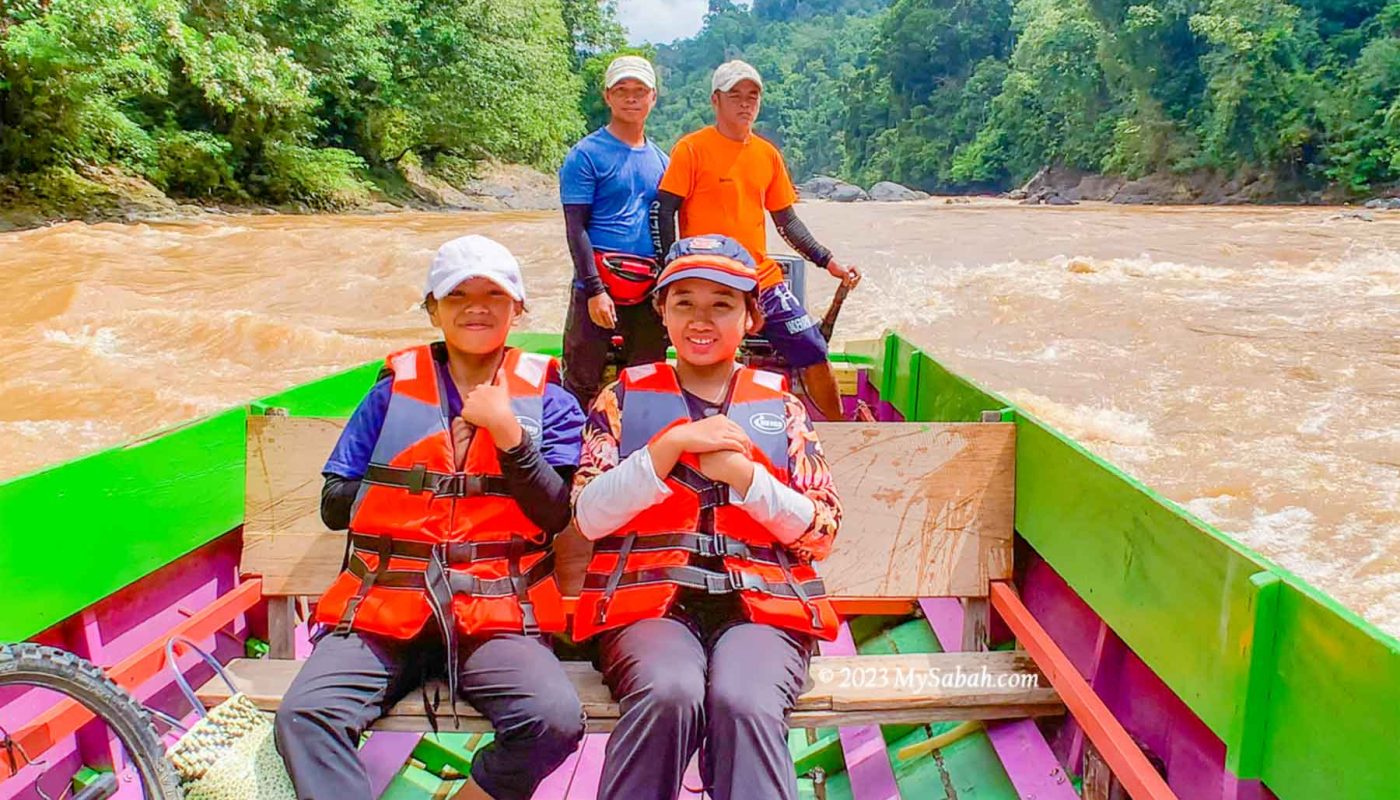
[571,381,625,503]
[781,393,842,562]
[570,382,842,562]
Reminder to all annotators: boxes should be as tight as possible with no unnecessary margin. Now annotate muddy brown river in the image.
[1,201,1396,636]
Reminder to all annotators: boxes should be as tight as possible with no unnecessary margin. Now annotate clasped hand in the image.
[655,415,756,495]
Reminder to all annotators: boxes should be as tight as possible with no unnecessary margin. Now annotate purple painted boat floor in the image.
[917,597,1077,800]
[819,623,902,800]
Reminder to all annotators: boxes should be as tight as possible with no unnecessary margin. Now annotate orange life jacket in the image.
[315,344,567,650]
[573,363,840,641]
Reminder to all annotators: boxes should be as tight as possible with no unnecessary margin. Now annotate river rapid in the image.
[1,201,1396,635]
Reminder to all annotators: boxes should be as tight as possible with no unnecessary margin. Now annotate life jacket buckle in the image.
[728,569,766,594]
[406,464,428,494]
[698,483,729,509]
[697,534,745,559]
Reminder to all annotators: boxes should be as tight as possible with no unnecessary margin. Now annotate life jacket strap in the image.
[591,532,784,564]
[334,534,393,636]
[583,565,828,601]
[348,533,545,565]
[363,464,512,498]
[669,463,730,509]
[594,533,637,626]
[772,545,824,630]
[345,550,556,597]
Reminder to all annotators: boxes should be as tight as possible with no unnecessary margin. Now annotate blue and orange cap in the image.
[658,235,759,294]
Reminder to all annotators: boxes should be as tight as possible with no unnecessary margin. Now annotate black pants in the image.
[273,628,584,800]
[562,287,668,411]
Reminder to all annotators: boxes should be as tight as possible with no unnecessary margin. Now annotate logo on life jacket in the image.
[749,411,786,435]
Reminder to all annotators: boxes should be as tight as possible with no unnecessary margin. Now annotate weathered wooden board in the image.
[241,416,348,595]
[197,651,1061,732]
[242,417,1014,599]
[814,421,1014,598]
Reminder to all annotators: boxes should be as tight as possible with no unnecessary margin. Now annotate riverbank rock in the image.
[461,162,560,211]
[1363,197,1400,210]
[829,182,869,202]
[1019,189,1078,206]
[1012,166,1123,202]
[401,162,482,210]
[798,175,841,199]
[868,181,928,201]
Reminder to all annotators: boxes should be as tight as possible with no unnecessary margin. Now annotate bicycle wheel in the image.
[0,643,182,800]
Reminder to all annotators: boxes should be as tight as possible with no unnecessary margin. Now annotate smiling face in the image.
[426,276,521,354]
[712,80,762,134]
[605,78,656,127]
[658,278,761,366]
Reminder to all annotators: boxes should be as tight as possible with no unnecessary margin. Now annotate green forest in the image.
[652,0,1400,197]
[3,0,1399,212]
[0,0,625,210]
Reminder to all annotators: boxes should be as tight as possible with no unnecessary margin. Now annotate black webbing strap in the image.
[506,539,538,635]
[363,464,511,498]
[347,533,531,564]
[669,463,729,510]
[582,565,827,600]
[591,532,783,564]
[334,534,392,636]
[345,551,556,597]
[773,545,824,629]
[594,532,637,625]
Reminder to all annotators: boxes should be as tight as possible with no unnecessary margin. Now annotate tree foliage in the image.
[650,0,1400,195]
[0,0,603,204]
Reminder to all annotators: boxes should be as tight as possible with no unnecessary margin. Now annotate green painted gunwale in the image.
[1,331,1397,798]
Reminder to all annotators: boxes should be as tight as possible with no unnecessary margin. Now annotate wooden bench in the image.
[199,412,1063,730]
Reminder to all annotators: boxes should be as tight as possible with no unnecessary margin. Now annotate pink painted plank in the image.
[919,596,964,654]
[564,733,609,799]
[916,597,1077,800]
[986,721,1077,799]
[531,737,586,799]
[679,754,704,799]
[819,623,901,800]
[364,732,423,799]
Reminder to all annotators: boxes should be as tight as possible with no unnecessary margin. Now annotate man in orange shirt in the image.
[653,60,860,421]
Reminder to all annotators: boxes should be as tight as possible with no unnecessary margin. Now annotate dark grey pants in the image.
[562,287,668,411]
[273,628,584,800]
[596,612,814,800]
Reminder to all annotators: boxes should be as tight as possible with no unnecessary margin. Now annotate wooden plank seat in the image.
[209,410,1066,730]
[197,651,1062,732]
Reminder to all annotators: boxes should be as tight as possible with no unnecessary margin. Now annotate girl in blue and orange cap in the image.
[570,234,844,800]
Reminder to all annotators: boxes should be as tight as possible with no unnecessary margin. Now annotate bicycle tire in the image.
[0,643,183,800]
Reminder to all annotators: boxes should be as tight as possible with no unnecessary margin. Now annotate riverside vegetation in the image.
[3,0,1400,226]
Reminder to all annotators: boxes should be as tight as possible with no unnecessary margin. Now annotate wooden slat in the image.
[813,421,1014,597]
[197,651,1061,732]
[242,417,1014,600]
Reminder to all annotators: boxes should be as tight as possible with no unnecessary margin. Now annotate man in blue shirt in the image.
[559,55,669,410]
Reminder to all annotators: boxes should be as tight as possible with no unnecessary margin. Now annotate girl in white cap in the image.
[275,235,586,800]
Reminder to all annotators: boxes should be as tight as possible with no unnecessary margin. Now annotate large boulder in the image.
[1363,197,1400,210]
[828,182,869,202]
[798,175,841,199]
[400,162,482,209]
[868,181,925,202]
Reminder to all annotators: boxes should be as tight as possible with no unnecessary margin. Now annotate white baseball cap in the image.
[712,60,763,93]
[425,235,527,306]
[604,56,656,90]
